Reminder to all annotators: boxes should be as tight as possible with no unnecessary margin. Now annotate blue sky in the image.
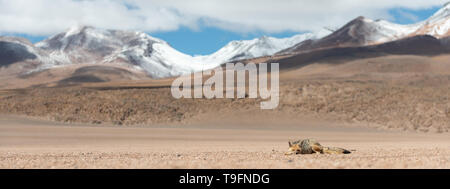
[389,7,441,24]
[5,6,443,56]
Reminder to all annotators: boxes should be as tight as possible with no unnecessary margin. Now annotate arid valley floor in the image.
[1,55,450,168]
[0,115,449,169]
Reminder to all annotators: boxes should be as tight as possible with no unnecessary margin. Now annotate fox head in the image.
[285,141,301,155]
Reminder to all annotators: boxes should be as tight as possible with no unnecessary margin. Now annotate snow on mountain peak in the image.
[4,4,450,79]
[414,3,450,38]
[258,35,270,41]
[25,3,443,78]
[64,25,91,37]
[32,25,219,78]
[193,31,327,64]
[355,4,450,41]
[30,23,329,78]
[444,1,450,8]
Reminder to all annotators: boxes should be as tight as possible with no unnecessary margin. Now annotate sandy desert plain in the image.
[0,54,449,169]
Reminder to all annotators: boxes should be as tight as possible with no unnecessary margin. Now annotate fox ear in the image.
[288,141,292,147]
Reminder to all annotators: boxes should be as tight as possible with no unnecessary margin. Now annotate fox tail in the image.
[323,147,351,154]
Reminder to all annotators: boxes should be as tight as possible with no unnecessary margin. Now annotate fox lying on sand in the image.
[285,138,351,155]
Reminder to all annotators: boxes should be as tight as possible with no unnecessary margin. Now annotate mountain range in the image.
[279,3,450,54]
[0,25,327,79]
[0,3,449,87]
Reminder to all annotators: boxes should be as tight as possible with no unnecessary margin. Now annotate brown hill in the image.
[273,35,450,70]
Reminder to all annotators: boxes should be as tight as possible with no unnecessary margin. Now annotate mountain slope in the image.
[194,31,329,64]
[2,3,450,81]
[0,36,59,74]
[414,2,450,37]
[275,35,450,70]
[35,26,216,78]
[279,3,450,55]
[0,37,37,67]
[278,17,421,54]
[33,25,323,78]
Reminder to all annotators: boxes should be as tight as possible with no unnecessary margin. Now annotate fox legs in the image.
[311,144,323,154]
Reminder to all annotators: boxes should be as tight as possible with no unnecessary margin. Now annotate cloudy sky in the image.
[0,0,448,55]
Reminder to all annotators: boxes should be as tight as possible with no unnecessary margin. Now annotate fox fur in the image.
[285,138,351,155]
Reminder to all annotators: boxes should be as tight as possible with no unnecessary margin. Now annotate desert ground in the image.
[0,115,449,169]
[1,55,450,168]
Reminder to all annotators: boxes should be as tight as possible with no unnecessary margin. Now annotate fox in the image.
[285,138,351,155]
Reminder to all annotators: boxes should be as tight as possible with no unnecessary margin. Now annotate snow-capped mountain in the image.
[2,3,450,80]
[194,31,329,63]
[0,36,58,70]
[35,25,218,78]
[32,25,323,78]
[279,17,423,54]
[0,37,37,66]
[414,2,450,37]
[280,3,450,55]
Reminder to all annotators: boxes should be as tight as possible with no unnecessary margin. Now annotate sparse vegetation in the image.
[1,74,449,133]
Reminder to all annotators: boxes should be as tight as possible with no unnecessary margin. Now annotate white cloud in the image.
[0,0,448,36]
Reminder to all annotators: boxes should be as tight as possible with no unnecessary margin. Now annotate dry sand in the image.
[0,115,448,169]
[1,54,450,169]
